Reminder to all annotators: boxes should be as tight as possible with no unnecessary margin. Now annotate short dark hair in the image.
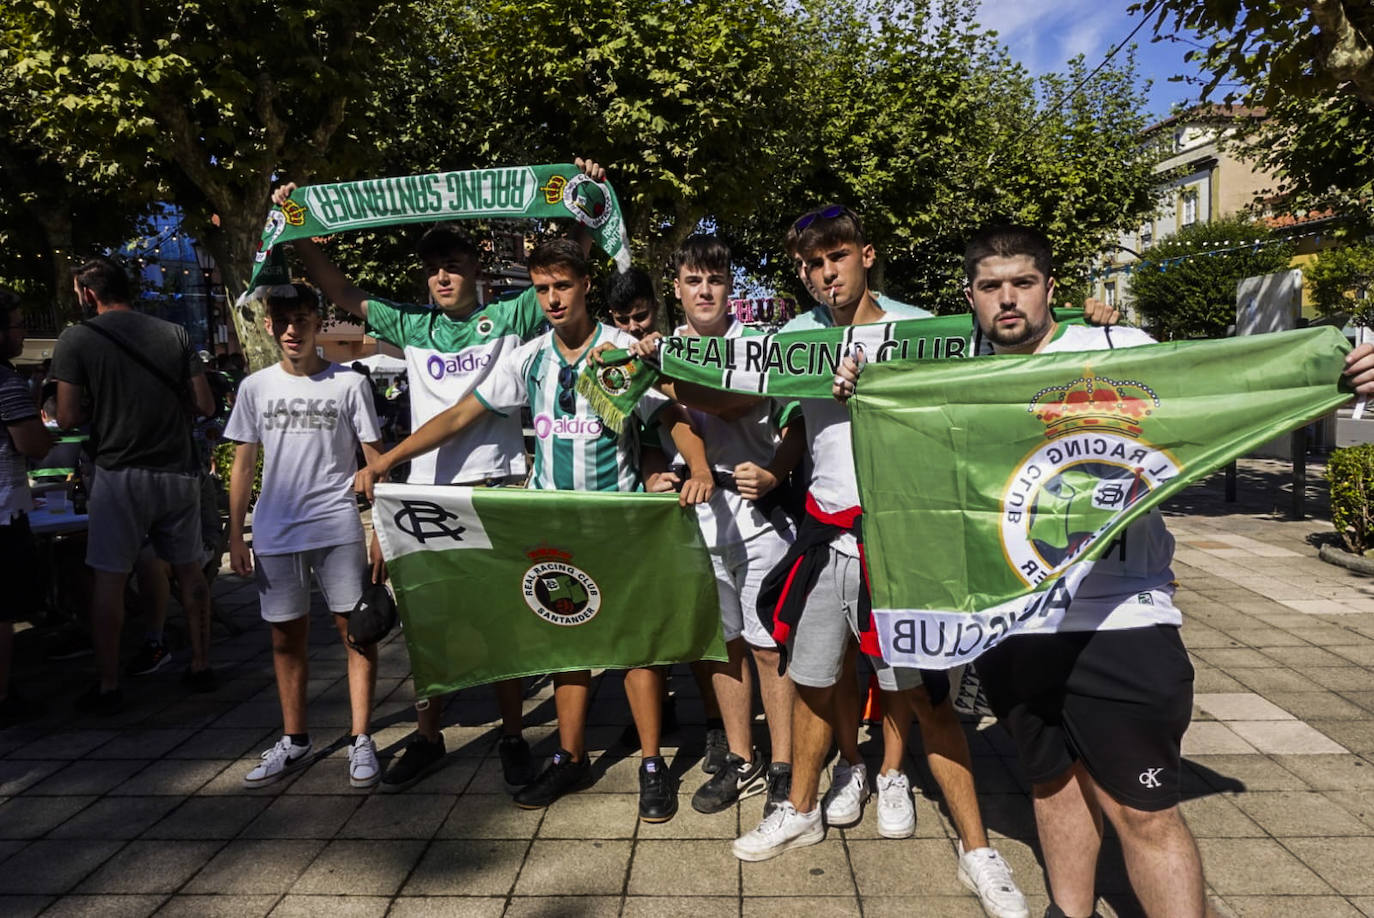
[527,239,589,278]
[605,267,657,314]
[266,283,321,316]
[785,205,867,259]
[671,234,731,277]
[73,257,132,304]
[416,224,480,263]
[964,225,1053,284]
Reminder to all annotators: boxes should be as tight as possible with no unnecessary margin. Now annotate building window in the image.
[1104,283,1117,307]
[1181,190,1199,226]
[1139,224,1153,248]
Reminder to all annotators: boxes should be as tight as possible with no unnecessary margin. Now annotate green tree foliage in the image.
[1127,215,1294,340]
[1133,1,1374,225]
[722,0,1161,313]
[1306,241,1374,322]
[0,0,426,369]
[1327,443,1374,554]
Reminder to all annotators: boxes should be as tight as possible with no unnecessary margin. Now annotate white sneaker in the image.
[875,769,915,838]
[821,757,868,827]
[958,843,1029,918]
[349,734,380,788]
[732,800,824,861]
[243,736,312,788]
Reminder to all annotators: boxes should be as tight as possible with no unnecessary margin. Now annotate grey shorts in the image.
[712,529,791,647]
[87,466,203,573]
[254,541,368,622]
[787,547,923,692]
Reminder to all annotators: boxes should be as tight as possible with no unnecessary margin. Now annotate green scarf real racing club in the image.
[248,163,632,287]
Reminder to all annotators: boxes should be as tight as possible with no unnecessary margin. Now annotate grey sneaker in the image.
[691,750,766,814]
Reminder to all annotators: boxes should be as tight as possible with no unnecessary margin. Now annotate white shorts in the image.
[712,528,791,647]
[254,541,368,622]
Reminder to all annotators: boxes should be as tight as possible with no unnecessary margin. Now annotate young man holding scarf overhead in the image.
[356,239,716,822]
[270,158,606,795]
[834,224,1374,918]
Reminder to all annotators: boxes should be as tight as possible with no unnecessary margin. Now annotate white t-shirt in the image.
[782,302,932,555]
[662,320,796,549]
[224,362,381,555]
[475,325,669,492]
[1035,323,1181,631]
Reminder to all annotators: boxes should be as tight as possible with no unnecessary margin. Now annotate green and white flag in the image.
[249,163,632,287]
[850,326,1353,669]
[373,483,724,697]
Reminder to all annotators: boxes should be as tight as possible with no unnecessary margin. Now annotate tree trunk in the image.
[1311,0,1374,108]
[201,212,280,373]
[33,212,79,328]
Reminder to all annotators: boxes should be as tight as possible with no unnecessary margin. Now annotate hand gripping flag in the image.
[850,326,1354,669]
[249,164,632,288]
[372,484,725,697]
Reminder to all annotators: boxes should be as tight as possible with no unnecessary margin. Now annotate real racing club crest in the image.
[558,173,612,229]
[522,545,602,626]
[1000,368,1177,586]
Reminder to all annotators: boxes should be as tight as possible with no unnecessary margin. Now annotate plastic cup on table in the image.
[47,490,70,515]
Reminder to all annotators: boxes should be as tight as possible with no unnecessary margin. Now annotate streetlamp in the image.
[191,240,218,353]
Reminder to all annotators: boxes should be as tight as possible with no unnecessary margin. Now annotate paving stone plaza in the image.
[2,459,1373,917]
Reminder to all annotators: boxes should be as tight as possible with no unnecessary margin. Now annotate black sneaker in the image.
[181,666,218,693]
[498,734,536,788]
[701,724,728,774]
[764,761,792,818]
[74,684,123,716]
[380,734,447,793]
[514,748,593,809]
[638,755,677,823]
[692,750,766,814]
[127,639,171,676]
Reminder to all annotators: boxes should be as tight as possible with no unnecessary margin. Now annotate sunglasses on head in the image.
[557,365,577,414]
[792,204,852,233]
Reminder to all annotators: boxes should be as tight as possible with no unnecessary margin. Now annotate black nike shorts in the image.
[976,624,1194,811]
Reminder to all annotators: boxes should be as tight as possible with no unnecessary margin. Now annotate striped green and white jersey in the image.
[475,324,669,491]
[364,288,545,485]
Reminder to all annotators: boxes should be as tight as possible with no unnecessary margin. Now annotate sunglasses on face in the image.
[792,204,852,233]
[557,365,577,413]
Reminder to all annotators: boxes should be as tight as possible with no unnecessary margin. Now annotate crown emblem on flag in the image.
[281,200,308,227]
[1028,368,1159,439]
[540,175,567,205]
[525,543,573,562]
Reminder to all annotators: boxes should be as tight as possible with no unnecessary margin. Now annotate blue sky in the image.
[975,0,1206,121]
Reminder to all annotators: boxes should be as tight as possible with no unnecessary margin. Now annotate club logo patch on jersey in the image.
[522,545,601,626]
[559,173,612,229]
[476,316,495,337]
[1000,369,1176,586]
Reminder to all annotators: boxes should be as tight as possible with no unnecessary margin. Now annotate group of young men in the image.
[210,164,1374,918]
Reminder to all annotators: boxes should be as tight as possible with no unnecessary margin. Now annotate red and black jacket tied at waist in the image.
[755,494,882,669]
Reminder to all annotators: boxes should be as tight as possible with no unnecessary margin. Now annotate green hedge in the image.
[211,439,264,504]
[1328,444,1374,554]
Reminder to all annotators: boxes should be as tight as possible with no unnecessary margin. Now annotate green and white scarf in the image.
[248,163,632,287]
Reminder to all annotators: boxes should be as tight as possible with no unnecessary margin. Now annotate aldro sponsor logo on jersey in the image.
[522,545,602,626]
[426,351,493,381]
[1000,369,1176,586]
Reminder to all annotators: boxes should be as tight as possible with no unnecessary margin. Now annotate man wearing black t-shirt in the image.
[52,257,218,713]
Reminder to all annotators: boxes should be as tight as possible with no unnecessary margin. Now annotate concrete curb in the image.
[1318,543,1374,576]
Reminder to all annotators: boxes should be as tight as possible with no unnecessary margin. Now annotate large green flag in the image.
[850,326,1352,669]
[373,484,724,697]
[249,163,631,287]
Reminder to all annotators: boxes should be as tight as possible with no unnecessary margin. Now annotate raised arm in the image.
[271,183,373,320]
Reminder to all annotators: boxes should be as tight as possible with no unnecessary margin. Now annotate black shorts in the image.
[0,513,41,623]
[977,624,1194,811]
